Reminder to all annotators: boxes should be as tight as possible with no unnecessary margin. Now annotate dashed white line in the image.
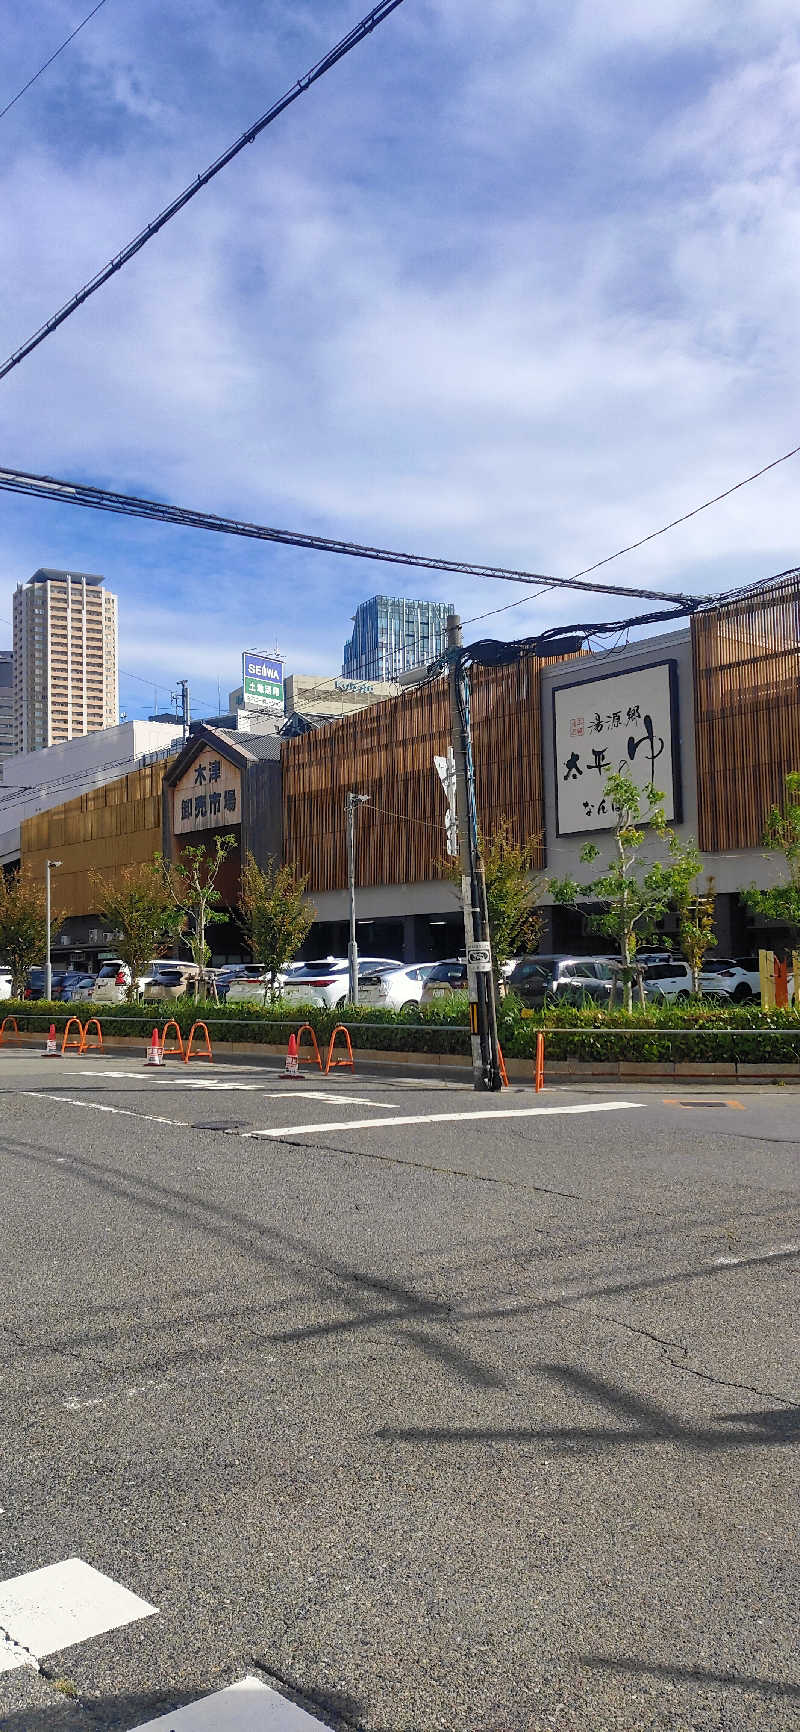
[23,1092,188,1128]
[244,1101,641,1138]
[129,1673,328,1728]
[0,1558,156,1674]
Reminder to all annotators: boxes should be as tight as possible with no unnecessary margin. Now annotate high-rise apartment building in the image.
[0,651,13,769]
[342,594,454,682]
[13,569,118,754]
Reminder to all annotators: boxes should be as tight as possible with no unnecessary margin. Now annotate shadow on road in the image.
[580,1652,800,1702]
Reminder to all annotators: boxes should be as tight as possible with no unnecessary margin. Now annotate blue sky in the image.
[1,0,798,720]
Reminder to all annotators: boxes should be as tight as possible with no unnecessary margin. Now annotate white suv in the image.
[282,957,400,1011]
[91,961,132,1004]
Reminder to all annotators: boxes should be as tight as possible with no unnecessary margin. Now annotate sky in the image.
[1,0,798,721]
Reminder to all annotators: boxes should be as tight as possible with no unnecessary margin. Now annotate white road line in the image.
[129,1673,327,1728]
[73,1075,397,1106]
[244,1101,640,1139]
[714,1244,800,1267]
[0,1558,156,1674]
[22,1092,188,1128]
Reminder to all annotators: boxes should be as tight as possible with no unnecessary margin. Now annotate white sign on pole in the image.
[434,748,458,856]
[553,660,680,836]
[466,941,492,972]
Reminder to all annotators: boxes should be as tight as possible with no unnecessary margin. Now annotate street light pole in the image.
[346,791,370,1005]
[446,614,502,1091]
[45,858,61,1002]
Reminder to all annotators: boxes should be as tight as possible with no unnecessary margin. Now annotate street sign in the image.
[467,941,492,972]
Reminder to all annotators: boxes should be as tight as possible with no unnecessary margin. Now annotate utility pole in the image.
[44,858,61,1001]
[346,791,370,1005]
[446,614,502,1091]
[173,679,190,742]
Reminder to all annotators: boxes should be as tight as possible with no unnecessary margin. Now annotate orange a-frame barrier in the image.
[61,1017,84,1054]
[296,1023,323,1070]
[496,1042,509,1087]
[80,1017,104,1053]
[325,1025,354,1073]
[161,1019,185,1058]
[0,1015,20,1046]
[185,1020,213,1063]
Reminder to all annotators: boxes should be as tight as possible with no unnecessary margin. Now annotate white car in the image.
[281,957,400,1011]
[91,961,132,1003]
[643,959,694,1002]
[358,963,436,1012]
[226,967,285,1005]
[697,957,763,1003]
[0,967,12,1002]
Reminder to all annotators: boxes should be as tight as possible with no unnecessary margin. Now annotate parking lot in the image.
[0,1047,798,1731]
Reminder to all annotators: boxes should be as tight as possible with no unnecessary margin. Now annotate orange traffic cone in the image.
[44,1022,58,1056]
[281,1031,305,1080]
[145,1027,163,1066]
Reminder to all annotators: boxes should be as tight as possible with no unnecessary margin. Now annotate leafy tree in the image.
[479,821,545,987]
[673,875,716,994]
[744,771,800,950]
[91,860,184,1000]
[550,770,705,1012]
[0,869,60,998]
[165,835,235,991]
[239,855,316,1001]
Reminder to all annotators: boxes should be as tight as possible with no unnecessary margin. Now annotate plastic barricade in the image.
[0,1016,19,1047]
[161,1020,185,1059]
[497,1042,509,1087]
[296,1024,323,1070]
[80,1017,103,1054]
[61,1017,84,1055]
[325,1025,354,1073]
[534,1031,544,1093]
[185,1020,213,1063]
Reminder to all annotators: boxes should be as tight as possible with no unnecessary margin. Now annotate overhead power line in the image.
[464,440,800,626]
[0,0,111,124]
[0,0,408,382]
[0,464,701,606]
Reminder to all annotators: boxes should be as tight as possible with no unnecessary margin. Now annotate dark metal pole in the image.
[347,791,358,1005]
[447,614,501,1090]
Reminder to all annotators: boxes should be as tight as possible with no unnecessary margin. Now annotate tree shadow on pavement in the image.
[0,1674,370,1730]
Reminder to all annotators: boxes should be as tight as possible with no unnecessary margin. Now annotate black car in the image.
[506,955,612,1009]
[24,967,67,1001]
[60,970,96,1002]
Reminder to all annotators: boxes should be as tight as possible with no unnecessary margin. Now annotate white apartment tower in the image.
[12,568,118,753]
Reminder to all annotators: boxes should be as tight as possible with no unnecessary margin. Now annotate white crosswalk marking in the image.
[129,1673,329,1728]
[0,1558,156,1673]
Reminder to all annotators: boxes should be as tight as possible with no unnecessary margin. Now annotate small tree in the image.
[0,869,60,998]
[480,821,545,988]
[673,871,716,994]
[744,771,800,951]
[550,770,704,1012]
[239,855,316,1001]
[165,835,235,992]
[91,860,184,1000]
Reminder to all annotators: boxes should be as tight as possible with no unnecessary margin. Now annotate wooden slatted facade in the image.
[282,657,557,892]
[692,573,800,851]
[21,760,173,916]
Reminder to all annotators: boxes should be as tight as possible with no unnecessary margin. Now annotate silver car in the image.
[358,963,436,1012]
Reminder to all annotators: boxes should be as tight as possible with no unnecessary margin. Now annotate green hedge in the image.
[3,995,800,1065]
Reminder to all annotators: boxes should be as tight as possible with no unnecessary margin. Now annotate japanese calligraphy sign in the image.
[172,748,241,835]
[553,660,680,836]
[242,650,283,708]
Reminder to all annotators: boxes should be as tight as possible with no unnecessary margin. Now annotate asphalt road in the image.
[0,1048,798,1732]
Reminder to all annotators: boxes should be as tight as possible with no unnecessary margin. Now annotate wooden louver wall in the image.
[281,658,549,893]
[692,573,800,850]
[20,760,173,917]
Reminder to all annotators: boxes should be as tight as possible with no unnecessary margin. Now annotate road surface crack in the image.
[594,1310,797,1406]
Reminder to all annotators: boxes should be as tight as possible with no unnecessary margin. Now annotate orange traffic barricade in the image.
[534,1030,544,1092]
[62,1017,84,1055]
[296,1023,323,1070]
[161,1019,185,1058]
[80,1017,103,1053]
[185,1020,213,1063]
[325,1025,354,1073]
[497,1042,509,1087]
[0,1015,19,1046]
